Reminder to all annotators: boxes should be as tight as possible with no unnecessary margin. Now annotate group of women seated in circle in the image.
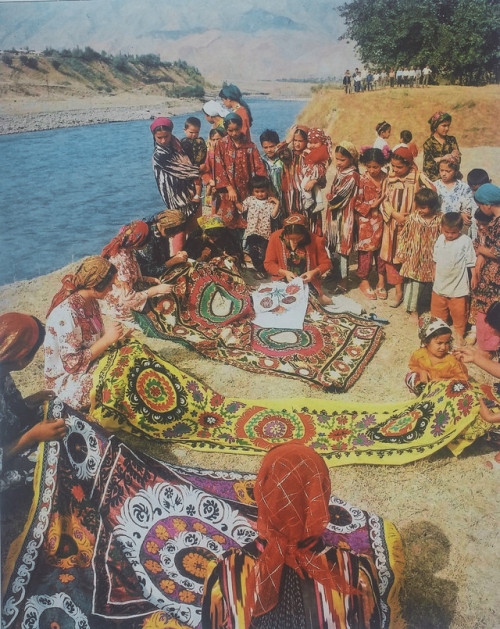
[1,83,499,627]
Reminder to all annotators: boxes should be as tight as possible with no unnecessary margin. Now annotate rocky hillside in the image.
[0,48,207,100]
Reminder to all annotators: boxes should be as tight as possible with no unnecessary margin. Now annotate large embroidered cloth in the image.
[90,340,489,464]
[2,409,404,629]
[133,260,383,392]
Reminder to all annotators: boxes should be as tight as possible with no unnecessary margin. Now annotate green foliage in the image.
[51,59,61,71]
[19,55,39,70]
[112,55,131,74]
[338,0,500,85]
[136,54,161,68]
[2,53,13,66]
[165,84,205,98]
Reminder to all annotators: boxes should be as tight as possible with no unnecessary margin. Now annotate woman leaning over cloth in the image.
[44,256,129,409]
[150,117,201,253]
[422,111,461,181]
[1,313,66,493]
[202,443,383,629]
[101,220,174,321]
[264,214,332,305]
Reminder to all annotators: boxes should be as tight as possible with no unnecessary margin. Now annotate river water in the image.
[0,98,305,286]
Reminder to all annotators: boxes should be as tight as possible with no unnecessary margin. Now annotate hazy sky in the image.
[0,1,358,80]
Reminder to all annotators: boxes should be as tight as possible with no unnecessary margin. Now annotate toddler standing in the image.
[180,116,207,204]
[239,176,279,277]
[431,212,476,344]
[398,189,442,319]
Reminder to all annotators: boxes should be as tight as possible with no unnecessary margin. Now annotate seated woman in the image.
[202,442,383,628]
[264,214,332,305]
[101,220,174,321]
[1,313,66,493]
[135,209,189,280]
[44,256,129,409]
[184,215,245,267]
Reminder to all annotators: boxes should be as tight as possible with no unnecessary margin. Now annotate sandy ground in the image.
[0,96,499,627]
[0,81,314,134]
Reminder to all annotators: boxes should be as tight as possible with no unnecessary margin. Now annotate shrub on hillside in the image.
[166,84,205,98]
[2,53,13,66]
[19,55,39,70]
[51,59,61,71]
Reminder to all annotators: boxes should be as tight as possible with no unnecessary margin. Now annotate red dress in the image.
[214,135,266,229]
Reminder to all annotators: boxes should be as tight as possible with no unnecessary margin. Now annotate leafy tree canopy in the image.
[338,0,500,84]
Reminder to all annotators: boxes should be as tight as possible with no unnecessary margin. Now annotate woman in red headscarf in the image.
[202,442,382,628]
[101,220,174,321]
[264,214,332,305]
[0,313,66,493]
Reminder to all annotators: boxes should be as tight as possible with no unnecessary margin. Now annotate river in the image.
[0,98,305,286]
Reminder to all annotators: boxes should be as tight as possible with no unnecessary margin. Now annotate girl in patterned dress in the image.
[380,146,435,308]
[325,141,360,292]
[355,147,387,300]
[434,153,475,229]
[423,111,461,181]
[397,189,442,320]
[281,125,326,230]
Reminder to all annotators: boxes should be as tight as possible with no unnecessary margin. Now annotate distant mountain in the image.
[0,0,359,82]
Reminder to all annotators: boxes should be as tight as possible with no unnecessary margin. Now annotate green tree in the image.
[338,0,500,84]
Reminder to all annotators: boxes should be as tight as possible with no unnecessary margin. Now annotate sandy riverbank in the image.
[0,80,314,134]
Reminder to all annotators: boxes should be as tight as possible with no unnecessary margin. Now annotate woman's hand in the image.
[27,419,67,445]
[102,321,127,345]
[303,179,317,192]
[227,185,238,202]
[144,276,161,285]
[416,369,430,384]
[391,210,408,225]
[281,270,297,282]
[452,346,477,364]
[24,390,56,408]
[479,398,500,424]
[370,194,385,209]
[149,284,174,297]
[300,270,318,284]
[460,212,472,226]
[166,251,189,268]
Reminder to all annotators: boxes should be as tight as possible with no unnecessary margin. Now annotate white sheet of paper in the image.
[252,277,309,329]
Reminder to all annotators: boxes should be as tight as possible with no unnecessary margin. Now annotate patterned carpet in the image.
[133,259,384,392]
[90,340,490,465]
[2,406,404,629]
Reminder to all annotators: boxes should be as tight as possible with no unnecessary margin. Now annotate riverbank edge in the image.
[0,92,311,136]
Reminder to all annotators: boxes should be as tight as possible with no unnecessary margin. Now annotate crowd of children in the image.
[149,96,499,364]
